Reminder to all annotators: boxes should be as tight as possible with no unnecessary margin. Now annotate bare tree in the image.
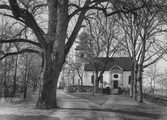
[144,62,160,98]
[156,69,167,95]
[68,58,84,86]
[77,13,122,93]
[18,53,35,99]
[117,1,167,102]
[12,54,18,96]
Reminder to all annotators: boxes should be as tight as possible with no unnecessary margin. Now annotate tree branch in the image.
[0,4,11,10]
[65,0,91,58]
[0,38,42,48]
[0,48,41,60]
[31,4,47,14]
[8,0,48,50]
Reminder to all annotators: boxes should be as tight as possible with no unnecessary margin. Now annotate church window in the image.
[113,74,118,78]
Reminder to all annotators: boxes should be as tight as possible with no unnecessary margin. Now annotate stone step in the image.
[111,89,118,95]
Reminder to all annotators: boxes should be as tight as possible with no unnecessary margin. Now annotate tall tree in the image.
[144,62,160,98]
[78,14,122,93]
[117,0,167,102]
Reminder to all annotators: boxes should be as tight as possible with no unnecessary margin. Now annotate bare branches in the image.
[0,4,11,10]
[0,48,41,60]
[8,0,21,18]
[65,0,91,57]
[31,3,47,14]
[7,0,48,50]
[0,38,42,48]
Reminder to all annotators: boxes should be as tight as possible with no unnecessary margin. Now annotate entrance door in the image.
[113,80,118,89]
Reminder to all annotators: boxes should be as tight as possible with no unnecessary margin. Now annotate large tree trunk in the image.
[36,71,59,109]
[36,50,63,109]
[36,0,68,109]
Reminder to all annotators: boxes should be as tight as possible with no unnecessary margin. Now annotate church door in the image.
[113,80,118,89]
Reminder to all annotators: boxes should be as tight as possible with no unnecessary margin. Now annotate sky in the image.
[158,58,167,72]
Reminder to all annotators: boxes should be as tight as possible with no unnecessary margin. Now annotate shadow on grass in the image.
[11,99,36,104]
[0,115,60,120]
[69,93,110,106]
[59,106,161,120]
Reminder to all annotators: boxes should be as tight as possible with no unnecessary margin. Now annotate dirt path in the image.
[53,90,119,120]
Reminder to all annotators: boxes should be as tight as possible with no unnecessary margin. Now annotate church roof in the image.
[84,57,131,71]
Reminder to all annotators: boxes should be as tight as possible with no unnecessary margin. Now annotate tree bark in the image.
[36,0,68,109]
[24,60,28,99]
[94,70,99,93]
[12,55,18,96]
[4,57,7,98]
[133,61,137,100]
[36,61,61,108]
[130,58,134,97]
[33,76,38,92]
[23,82,27,99]
[137,64,143,103]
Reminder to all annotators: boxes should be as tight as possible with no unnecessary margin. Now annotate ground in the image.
[69,92,167,120]
[0,90,166,120]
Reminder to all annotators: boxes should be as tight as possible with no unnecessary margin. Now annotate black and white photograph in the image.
[0,0,167,120]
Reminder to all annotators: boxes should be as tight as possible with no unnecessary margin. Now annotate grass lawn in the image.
[0,115,60,120]
[69,92,167,120]
[108,99,166,120]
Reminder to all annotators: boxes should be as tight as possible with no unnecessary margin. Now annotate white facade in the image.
[83,71,110,86]
[73,56,132,90]
[83,71,93,85]
[82,70,131,88]
[123,71,131,87]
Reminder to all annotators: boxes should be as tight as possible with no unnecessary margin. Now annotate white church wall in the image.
[102,71,110,84]
[122,71,131,87]
[80,70,131,88]
[83,71,110,86]
[83,71,93,86]
[74,73,79,85]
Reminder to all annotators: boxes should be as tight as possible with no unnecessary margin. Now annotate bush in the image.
[102,87,110,94]
[66,85,93,93]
